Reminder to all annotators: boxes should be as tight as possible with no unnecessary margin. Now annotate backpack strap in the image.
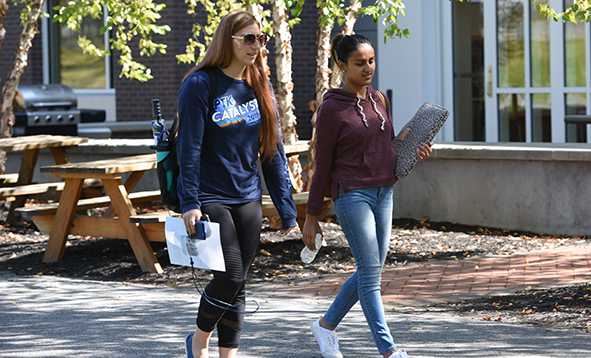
[203,67,218,111]
[376,90,388,113]
[171,67,219,136]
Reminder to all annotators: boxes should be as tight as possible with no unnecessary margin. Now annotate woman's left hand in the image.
[417,142,434,161]
[279,226,298,234]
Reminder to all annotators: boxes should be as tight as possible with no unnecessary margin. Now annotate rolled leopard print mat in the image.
[392,102,449,178]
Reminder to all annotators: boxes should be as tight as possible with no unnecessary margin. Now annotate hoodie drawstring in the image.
[356,89,386,131]
[368,92,387,131]
[356,96,369,128]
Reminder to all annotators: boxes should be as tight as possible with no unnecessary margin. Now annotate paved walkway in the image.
[2,245,591,357]
[253,245,591,307]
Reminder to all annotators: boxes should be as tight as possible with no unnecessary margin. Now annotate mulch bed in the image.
[1,201,590,333]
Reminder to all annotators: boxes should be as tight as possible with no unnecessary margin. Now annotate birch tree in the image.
[302,0,342,190]
[0,0,9,171]
[306,0,408,188]
[273,0,304,192]
[0,0,45,140]
[313,0,341,111]
[273,0,302,147]
[329,0,361,89]
[0,0,8,52]
[315,0,409,111]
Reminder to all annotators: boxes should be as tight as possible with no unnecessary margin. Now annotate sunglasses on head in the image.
[231,33,269,47]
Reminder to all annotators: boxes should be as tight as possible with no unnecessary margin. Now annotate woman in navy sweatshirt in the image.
[177,10,297,358]
[303,34,432,358]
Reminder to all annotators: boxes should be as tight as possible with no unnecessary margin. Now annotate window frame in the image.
[41,1,113,89]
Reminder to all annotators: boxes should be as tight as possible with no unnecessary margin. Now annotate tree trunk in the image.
[1,0,46,139]
[304,9,334,190]
[0,0,8,52]
[330,0,361,89]
[315,22,333,110]
[273,2,303,192]
[0,0,8,173]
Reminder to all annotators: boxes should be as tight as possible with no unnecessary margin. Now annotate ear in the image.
[338,61,347,73]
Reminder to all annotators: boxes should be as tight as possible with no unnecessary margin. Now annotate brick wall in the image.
[286,2,319,140]
[0,3,44,90]
[1,1,319,140]
[113,1,196,123]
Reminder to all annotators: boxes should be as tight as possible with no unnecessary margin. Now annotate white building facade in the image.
[377,0,590,144]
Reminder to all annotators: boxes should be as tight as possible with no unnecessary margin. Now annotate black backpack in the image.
[154,67,218,213]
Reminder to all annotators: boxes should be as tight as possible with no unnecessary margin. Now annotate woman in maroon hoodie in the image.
[303,34,432,358]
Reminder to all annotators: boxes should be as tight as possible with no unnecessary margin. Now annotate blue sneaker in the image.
[185,333,194,358]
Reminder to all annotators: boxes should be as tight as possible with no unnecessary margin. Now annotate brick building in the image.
[1,1,323,140]
[7,1,583,144]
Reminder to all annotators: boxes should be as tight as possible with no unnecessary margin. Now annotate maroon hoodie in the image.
[306,85,398,216]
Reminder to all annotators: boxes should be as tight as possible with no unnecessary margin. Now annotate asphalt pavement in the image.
[1,271,590,358]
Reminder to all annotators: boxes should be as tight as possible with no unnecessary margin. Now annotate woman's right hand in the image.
[302,214,322,250]
[183,209,203,237]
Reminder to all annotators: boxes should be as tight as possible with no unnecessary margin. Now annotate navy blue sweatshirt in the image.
[176,67,297,229]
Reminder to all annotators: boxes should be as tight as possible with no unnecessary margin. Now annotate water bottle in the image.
[151,99,167,146]
[301,233,323,264]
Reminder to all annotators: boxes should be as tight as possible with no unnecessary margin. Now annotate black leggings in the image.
[197,200,262,348]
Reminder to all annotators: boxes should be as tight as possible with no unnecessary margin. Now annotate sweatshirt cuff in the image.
[306,204,323,217]
[182,203,201,215]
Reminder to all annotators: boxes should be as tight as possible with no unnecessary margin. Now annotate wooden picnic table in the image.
[23,141,315,274]
[37,153,163,273]
[0,134,88,222]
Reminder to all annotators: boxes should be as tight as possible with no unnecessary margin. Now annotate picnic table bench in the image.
[126,141,331,232]
[0,135,91,221]
[0,173,19,185]
[128,192,332,233]
[0,178,102,202]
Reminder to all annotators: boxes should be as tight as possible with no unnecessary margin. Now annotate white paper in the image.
[164,217,225,271]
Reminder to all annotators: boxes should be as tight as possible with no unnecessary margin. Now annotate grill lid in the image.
[15,84,78,112]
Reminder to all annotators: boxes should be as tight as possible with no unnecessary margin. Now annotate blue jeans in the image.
[324,185,396,355]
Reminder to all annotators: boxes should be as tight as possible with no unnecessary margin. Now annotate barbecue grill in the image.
[13,84,106,136]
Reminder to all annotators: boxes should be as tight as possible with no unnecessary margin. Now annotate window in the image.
[47,0,112,89]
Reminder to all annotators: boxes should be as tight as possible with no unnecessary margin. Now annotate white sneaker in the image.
[310,318,343,358]
[390,349,410,358]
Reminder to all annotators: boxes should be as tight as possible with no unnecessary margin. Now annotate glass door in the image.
[563,0,589,142]
[453,0,485,141]
[483,0,553,143]
[454,0,591,143]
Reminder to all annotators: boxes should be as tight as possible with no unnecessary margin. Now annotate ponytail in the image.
[330,33,373,66]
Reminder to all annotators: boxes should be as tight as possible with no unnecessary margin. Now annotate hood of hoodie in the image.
[321,85,388,131]
[322,85,375,104]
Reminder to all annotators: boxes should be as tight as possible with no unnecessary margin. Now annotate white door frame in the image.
[483,0,591,143]
[483,0,498,142]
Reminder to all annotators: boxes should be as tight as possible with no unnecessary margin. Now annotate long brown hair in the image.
[182,10,279,160]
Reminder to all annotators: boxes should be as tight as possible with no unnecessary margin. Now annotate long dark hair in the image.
[330,33,373,66]
[182,10,279,159]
